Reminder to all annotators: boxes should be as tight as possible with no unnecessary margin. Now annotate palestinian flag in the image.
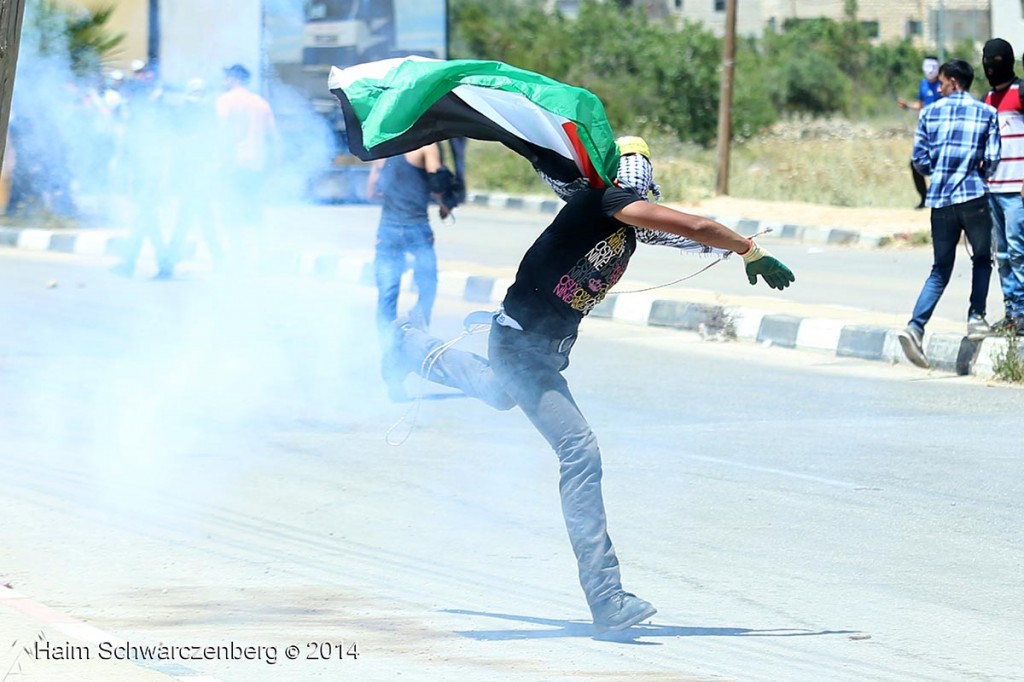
[329,57,619,194]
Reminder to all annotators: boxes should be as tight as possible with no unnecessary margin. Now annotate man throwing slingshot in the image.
[386,136,795,633]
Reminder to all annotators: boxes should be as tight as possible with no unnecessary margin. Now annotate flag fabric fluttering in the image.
[329,57,620,199]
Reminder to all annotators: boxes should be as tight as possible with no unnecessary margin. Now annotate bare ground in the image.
[672,195,931,238]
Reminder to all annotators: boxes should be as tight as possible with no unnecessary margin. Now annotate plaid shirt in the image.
[912,91,1001,208]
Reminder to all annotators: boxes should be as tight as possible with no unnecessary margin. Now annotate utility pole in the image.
[937,0,945,63]
[714,0,737,195]
[0,0,27,167]
[148,0,159,64]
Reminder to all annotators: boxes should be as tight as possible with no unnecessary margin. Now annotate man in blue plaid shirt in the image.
[899,59,1001,369]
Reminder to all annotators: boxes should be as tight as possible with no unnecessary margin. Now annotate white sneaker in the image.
[590,592,657,634]
[966,315,991,341]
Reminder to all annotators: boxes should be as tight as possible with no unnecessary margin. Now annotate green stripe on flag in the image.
[341,59,619,187]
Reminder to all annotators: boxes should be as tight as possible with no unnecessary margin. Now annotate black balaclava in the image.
[983,38,1016,88]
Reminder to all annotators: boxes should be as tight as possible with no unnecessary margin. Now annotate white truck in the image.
[285,0,447,201]
[302,0,397,68]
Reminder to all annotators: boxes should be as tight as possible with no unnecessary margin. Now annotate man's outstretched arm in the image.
[615,201,795,290]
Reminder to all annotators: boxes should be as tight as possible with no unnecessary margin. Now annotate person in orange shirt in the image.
[215,64,280,271]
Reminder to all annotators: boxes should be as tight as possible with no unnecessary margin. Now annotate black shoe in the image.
[463,310,495,331]
[991,316,1024,336]
[914,202,926,210]
[898,325,928,368]
[381,319,422,381]
[590,592,657,634]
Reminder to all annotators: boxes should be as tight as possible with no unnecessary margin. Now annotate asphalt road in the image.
[2,247,1022,681]
[265,203,1004,331]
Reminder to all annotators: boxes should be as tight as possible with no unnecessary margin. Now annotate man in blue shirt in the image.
[367,143,452,402]
[899,59,1001,368]
[898,56,943,208]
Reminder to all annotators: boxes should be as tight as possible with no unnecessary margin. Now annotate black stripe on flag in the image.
[331,89,582,183]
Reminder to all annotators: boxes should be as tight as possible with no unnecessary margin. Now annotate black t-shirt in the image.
[502,186,643,338]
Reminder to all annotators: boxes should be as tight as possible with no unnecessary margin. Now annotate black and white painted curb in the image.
[0,191,885,258]
[464,192,889,247]
[419,270,1015,380]
[0,225,122,256]
[3,221,1014,380]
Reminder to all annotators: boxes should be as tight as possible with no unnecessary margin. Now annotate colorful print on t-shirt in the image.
[554,227,630,314]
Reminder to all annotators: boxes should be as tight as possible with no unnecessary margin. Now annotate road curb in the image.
[3,214,1016,380]
[464,192,890,247]
[414,270,1017,380]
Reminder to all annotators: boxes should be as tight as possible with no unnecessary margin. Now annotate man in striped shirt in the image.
[899,59,1001,369]
[983,38,1024,335]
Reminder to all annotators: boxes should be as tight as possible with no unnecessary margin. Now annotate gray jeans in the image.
[401,321,623,607]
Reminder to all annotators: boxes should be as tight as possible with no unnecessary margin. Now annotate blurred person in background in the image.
[216,63,280,272]
[981,38,1024,336]
[102,69,126,113]
[111,60,173,278]
[3,105,77,219]
[164,78,225,277]
[1,131,14,213]
[74,76,121,210]
[898,56,943,209]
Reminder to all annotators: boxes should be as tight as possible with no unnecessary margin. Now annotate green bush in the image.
[778,52,853,115]
[450,0,950,146]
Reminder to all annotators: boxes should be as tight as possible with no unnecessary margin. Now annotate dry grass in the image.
[465,117,925,209]
[992,332,1024,384]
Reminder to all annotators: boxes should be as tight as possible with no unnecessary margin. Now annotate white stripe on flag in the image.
[454,84,577,164]
[328,56,436,90]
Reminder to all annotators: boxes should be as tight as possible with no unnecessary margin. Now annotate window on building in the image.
[714,0,725,11]
[675,0,683,9]
[929,9,991,44]
[906,20,923,38]
[860,20,880,39]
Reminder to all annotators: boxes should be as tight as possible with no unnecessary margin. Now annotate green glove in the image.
[742,240,795,290]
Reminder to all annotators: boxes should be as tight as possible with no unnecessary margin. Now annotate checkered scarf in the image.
[616,153,662,202]
[618,151,730,258]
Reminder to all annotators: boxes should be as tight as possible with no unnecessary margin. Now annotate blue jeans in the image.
[989,193,1024,319]
[910,196,993,332]
[374,220,437,339]
[400,321,624,608]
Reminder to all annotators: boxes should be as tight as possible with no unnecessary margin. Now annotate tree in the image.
[22,0,124,78]
[1,0,28,167]
[448,0,941,143]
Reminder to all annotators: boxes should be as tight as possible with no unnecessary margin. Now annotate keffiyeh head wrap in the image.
[615,136,662,202]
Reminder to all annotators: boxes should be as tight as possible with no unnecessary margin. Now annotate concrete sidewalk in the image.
[1,193,1019,381]
[0,583,211,681]
[466,191,925,248]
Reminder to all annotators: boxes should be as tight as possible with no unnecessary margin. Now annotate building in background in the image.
[44,0,447,203]
[991,0,1024,46]
[555,0,992,47]
[64,0,1005,87]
